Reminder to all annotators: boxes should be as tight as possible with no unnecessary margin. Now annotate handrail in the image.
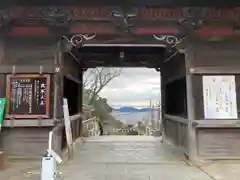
[164,113,189,154]
[69,113,82,121]
[164,114,189,124]
[82,117,97,123]
[50,123,64,156]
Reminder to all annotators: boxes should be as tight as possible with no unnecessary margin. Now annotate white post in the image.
[48,131,53,151]
[41,131,62,180]
[63,98,73,159]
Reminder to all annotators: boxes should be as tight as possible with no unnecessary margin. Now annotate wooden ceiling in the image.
[69,45,167,68]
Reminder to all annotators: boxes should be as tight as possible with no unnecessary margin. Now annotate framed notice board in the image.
[6,74,51,118]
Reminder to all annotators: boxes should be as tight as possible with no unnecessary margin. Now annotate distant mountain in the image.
[112,107,154,112]
[138,108,152,112]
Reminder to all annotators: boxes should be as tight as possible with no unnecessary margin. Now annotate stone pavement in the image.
[198,161,240,180]
[0,160,41,180]
[2,135,240,180]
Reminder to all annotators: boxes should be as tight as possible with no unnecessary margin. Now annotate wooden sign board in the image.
[6,74,51,118]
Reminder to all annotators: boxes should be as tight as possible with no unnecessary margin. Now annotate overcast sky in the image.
[98,68,161,108]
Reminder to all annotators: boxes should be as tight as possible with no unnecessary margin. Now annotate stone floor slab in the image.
[3,136,240,180]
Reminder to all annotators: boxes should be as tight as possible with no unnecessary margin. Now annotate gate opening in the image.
[165,77,187,117]
[79,45,167,136]
[63,76,79,115]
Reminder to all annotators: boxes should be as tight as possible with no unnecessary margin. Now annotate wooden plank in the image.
[190,67,240,75]
[197,128,240,159]
[0,151,6,169]
[195,120,240,128]
[2,127,50,157]
[2,119,55,127]
[164,114,189,124]
[0,66,58,74]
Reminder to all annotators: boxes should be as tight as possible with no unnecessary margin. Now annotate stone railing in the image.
[141,110,161,136]
[82,116,101,137]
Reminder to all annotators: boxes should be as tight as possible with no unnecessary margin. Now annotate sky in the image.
[98,68,161,108]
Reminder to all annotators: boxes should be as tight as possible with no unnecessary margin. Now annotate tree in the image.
[83,68,122,135]
[83,68,122,104]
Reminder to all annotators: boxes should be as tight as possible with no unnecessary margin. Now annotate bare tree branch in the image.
[83,68,122,104]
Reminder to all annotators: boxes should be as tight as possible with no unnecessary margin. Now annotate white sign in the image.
[202,75,238,119]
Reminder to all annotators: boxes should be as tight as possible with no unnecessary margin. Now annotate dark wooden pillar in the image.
[78,69,83,113]
[184,45,198,161]
[160,67,166,135]
[53,41,64,122]
[160,71,164,134]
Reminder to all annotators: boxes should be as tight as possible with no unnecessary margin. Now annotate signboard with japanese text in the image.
[6,74,51,118]
[202,75,238,119]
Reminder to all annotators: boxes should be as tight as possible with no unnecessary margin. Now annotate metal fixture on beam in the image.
[62,33,96,48]
[62,33,96,62]
[157,8,208,63]
[119,51,125,60]
[152,35,184,48]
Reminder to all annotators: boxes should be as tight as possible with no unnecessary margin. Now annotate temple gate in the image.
[0,5,239,162]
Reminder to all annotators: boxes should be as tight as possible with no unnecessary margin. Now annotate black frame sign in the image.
[6,74,51,118]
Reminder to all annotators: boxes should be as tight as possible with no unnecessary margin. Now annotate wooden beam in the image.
[194,120,240,128]
[0,65,59,73]
[70,27,115,34]
[198,27,234,37]
[8,27,51,37]
[135,27,179,35]
[189,66,240,74]
[2,119,55,127]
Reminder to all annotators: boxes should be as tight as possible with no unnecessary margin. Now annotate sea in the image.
[111,111,160,125]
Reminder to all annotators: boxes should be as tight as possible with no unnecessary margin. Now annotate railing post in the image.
[81,117,101,137]
[86,123,89,136]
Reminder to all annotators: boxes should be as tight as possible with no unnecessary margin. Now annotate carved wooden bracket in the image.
[178,7,208,32]
[153,35,185,48]
[111,8,137,34]
[0,9,11,28]
[62,33,96,48]
[62,33,97,61]
[40,7,71,27]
